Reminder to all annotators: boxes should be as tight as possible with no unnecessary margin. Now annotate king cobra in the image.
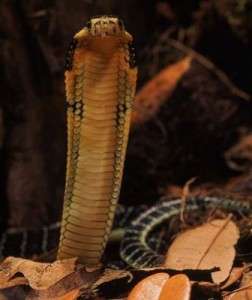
[57,16,137,265]
[0,17,251,269]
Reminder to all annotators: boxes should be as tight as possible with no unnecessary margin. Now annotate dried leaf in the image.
[224,270,252,299]
[0,256,77,290]
[53,289,80,300]
[221,265,249,289]
[164,218,240,283]
[224,133,252,172]
[128,272,169,300]
[0,265,103,300]
[92,268,133,290]
[91,269,133,299]
[132,56,191,126]
[158,274,191,300]
[27,265,103,300]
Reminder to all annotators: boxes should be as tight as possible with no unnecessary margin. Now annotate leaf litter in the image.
[164,217,240,283]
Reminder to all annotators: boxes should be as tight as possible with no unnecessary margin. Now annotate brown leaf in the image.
[224,133,252,172]
[128,272,169,300]
[0,266,102,300]
[223,270,252,299]
[131,56,192,126]
[53,289,80,300]
[29,289,80,300]
[164,218,240,283]
[221,265,249,289]
[92,268,133,288]
[90,268,133,299]
[158,274,191,300]
[27,265,103,300]
[0,256,77,290]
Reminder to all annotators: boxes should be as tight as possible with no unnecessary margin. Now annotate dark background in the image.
[0,0,251,229]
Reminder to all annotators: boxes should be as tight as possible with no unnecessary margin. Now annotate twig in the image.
[222,284,252,297]
[155,31,251,101]
[180,177,197,225]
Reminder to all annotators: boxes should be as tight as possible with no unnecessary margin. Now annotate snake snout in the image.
[88,16,122,37]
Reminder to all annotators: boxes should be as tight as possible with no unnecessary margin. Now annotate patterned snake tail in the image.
[120,197,252,269]
[57,16,137,264]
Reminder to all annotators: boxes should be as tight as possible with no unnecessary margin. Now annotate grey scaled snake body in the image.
[0,196,251,269]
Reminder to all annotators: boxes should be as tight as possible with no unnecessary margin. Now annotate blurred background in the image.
[0,0,252,230]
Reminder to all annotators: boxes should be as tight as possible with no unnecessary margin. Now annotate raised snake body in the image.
[57,16,137,265]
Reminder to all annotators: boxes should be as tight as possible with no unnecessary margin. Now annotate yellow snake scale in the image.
[57,16,137,264]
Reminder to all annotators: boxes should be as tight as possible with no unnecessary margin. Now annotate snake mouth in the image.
[87,16,123,37]
[100,31,109,38]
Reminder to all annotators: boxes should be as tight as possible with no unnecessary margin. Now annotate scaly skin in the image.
[120,196,252,268]
[57,16,137,264]
[0,197,251,267]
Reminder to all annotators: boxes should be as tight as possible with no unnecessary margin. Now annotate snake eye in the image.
[86,20,91,30]
[118,19,124,30]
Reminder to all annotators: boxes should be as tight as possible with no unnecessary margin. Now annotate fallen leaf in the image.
[53,289,80,300]
[224,133,252,172]
[164,218,240,283]
[128,272,169,300]
[0,256,77,290]
[92,268,133,289]
[14,265,102,300]
[221,265,249,289]
[131,56,191,126]
[0,265,104,300]
[223,270,252,299]
[91,268,133,299]
[158,274,191,300]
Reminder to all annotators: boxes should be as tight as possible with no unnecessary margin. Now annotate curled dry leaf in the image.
[0,256,77,290]
[92,268,132,289]
[164,218,240,283]
[131,56,191,126]
[128,272,169,300]
[158,274,191,300]
[224,133,252,172]
[90,268,134,299]
[0,264,103,300]
[221,265,250,289]
[224,270,252,300]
